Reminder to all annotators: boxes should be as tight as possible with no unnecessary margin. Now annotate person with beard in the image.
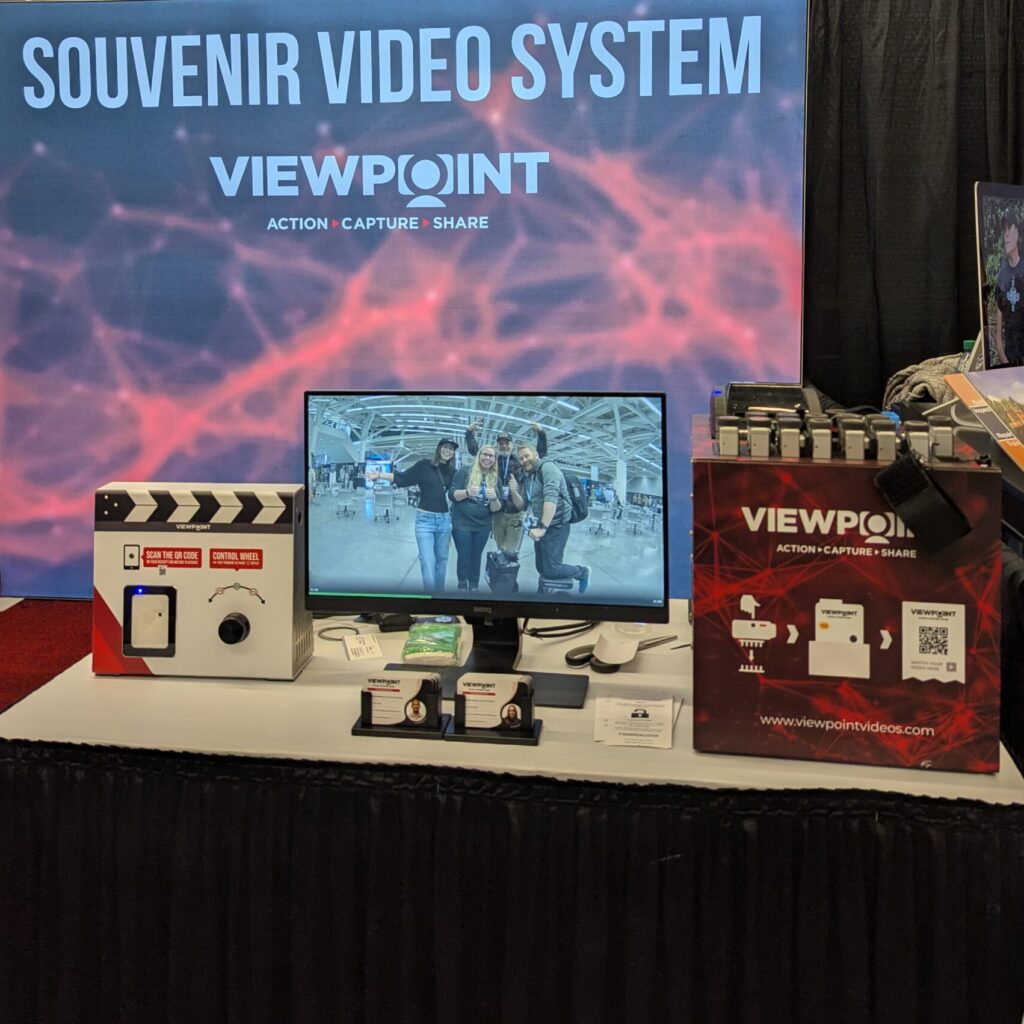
[508,443,591,595]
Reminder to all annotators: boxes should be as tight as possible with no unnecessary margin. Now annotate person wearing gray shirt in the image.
[507,444,590,594]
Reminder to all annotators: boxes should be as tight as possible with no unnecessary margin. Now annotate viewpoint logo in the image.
[741,506,912,546]
[914,607,958,620]
[215,150,549,206]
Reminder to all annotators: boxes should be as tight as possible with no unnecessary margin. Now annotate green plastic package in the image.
[401,622,463,666]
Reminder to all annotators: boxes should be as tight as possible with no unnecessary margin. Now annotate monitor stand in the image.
[386,615,589,709]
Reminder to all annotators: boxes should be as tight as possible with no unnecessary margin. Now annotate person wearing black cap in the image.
[994,208,1024,366]
[464,419,547,554]
[366,438,458,593]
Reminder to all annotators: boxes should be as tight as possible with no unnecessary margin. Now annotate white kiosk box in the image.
[92,483,313,680]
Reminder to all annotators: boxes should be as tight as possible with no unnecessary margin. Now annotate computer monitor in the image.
[305,391,670,707]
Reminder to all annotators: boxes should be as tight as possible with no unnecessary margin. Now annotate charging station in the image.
[92,483,313,680]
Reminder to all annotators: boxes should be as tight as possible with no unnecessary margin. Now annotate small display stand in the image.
[352,670,449,740]
[444,673,542,745]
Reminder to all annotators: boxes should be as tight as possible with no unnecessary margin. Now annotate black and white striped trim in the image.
[96,488,295,527]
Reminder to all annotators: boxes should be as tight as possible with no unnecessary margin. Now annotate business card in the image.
[364,672,439,725]
[456,673,532,730]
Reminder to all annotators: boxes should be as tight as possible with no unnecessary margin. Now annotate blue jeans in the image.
[414,510,452,592]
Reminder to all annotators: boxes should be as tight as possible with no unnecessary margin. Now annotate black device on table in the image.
[304,390,670,708]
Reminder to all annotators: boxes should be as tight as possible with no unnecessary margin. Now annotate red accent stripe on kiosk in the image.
[91,588,153,676]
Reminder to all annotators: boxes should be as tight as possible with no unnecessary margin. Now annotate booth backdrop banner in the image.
[0,0,805,597]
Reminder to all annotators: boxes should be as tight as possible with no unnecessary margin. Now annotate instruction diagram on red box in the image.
[808,599,871,679]
[731,595,778,673]
[731,594,962,684]
[902,602,965,683]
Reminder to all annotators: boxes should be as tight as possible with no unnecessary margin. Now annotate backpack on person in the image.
[562,470,589,524]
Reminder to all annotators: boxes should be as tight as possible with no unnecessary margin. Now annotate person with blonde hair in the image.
[464,419,548,554]
[449,444,502,590]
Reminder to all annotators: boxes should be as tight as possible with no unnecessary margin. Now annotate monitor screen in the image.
[306,390,669,706]
[306,391,668,624]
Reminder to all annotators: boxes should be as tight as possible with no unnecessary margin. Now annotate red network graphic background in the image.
[0,45,803,595]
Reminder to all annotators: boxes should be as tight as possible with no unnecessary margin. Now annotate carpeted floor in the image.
[0,600,92,712]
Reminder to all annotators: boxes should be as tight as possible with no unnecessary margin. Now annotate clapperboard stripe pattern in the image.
[96,488,294,526]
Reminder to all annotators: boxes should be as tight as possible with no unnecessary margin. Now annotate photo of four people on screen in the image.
[306,393,667,609]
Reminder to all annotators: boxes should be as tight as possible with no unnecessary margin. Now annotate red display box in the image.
[692,429,1002,773]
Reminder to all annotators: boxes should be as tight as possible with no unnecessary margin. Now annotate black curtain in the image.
[2,740,1023,1024]
[1002,544,1024,766]
[805,0,1024,406]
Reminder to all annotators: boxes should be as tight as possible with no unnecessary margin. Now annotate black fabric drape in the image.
[1002,543,1024,768]
[2,739,1023,1024]
[804,0,1024,406]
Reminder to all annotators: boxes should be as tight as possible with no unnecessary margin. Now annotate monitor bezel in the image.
[304,389,670,625]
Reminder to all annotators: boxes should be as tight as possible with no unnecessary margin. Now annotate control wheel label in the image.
[210,548,264,569]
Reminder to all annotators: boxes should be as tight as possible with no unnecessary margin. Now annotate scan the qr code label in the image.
[902,602,965,684]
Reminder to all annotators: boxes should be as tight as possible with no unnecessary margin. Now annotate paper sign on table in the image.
[594,697,675,748]
[344,633,383,661]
